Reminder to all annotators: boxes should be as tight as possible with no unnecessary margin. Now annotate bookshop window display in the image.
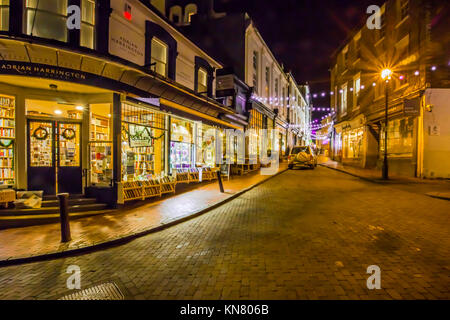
[0,94,15,186]
[195,123,217,168]
[121,102,166,182]
[170,118,194,169]
[89,103,113,186]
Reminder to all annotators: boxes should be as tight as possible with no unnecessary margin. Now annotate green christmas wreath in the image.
[0,139,13,148]
[32,126,49,140]
[61,128,76,140]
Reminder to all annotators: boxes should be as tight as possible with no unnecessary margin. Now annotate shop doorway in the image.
[27,119,82,195]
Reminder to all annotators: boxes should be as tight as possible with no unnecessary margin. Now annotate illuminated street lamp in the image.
[380,68,392,180]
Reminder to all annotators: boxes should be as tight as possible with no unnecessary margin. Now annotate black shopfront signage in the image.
[0,61,89,81]
[0,61,150,98]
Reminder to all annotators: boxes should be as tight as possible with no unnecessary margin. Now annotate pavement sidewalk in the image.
[320,160,450,199]
[0,164,287,265]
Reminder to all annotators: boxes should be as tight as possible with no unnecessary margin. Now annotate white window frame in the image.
[340,83,347,116]
[197,67,208,95]
[353,76,360,110]
[151,37,168,77]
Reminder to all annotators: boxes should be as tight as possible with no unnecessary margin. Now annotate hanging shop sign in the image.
[128,124,153,148]
[404,97,420,116]
[126,123,165,147]
[216,74,235,98]
[216,74,234,91]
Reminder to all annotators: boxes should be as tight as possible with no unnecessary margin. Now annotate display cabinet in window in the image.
[0,94,15,186]
[121,103,166,182]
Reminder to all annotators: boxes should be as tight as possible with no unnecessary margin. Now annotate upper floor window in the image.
[197,67,208,95]
[380,12,386,39]
[400,0,409,20]
[265,66,270,98]
[81,0,95,49]
[353,77,360,109]
[26,0,68,42]
[340,83,347,115]
[185,4,197,24]
[151,38,168,77]
[334,86,338,111]
[0,0,8,31]
[274,78,279,104]
[252,51,259,93]
[355,39,361,60]
[169,5,182,25]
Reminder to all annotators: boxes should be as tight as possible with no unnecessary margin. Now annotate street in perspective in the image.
[0,0,449,312]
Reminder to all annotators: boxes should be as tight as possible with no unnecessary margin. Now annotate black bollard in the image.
[216,171,224,193]
[57,193,71,242]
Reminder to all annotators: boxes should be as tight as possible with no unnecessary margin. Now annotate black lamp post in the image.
[381,69,392,180]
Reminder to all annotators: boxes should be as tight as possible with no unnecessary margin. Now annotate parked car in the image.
[288,146,317,169]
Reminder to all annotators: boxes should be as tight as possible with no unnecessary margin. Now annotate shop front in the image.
[0,33,237,205]
[334,114,365,167]
[276,121,287,158]
[0,73,116,196]
[379,114,417,177]
[367,98,420,176]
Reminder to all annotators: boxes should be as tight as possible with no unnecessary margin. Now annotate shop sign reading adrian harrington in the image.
[0,61,87,81]
[109,14,145,66]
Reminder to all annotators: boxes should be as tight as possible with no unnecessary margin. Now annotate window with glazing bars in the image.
[26,0,68,42]
[121,103,165,130]
[197,68,208,95]
[151,38,168,77]
[400,0,409,20]
[252,51,259,93]
[81,0,95,49]
[0,0,9,31]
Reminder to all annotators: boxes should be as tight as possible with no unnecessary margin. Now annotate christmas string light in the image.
[250,67,440,104]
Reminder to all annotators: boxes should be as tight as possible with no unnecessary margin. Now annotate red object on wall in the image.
[124,3,132,20]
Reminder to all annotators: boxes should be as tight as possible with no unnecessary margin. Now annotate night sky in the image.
[215,0,384,118]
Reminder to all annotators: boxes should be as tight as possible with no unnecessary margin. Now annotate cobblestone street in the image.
[0,167,449,300]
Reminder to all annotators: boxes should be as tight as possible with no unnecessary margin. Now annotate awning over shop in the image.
[334,114,365,133]
[0,37,237,128]
[249,99,276,119]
